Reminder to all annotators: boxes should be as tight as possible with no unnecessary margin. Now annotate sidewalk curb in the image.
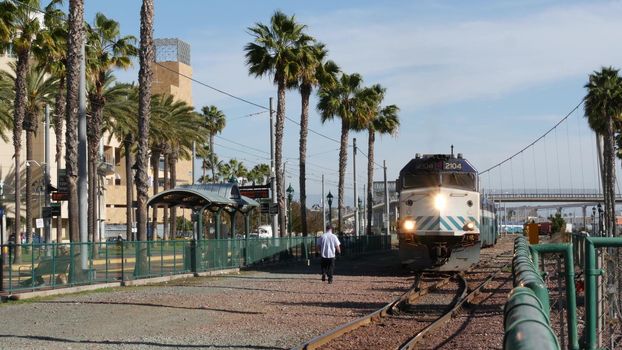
[2,268,241,301]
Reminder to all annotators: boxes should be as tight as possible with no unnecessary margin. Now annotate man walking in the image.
[317,224,341,284]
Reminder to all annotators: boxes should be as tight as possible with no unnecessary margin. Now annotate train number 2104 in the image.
[444,162,462,170]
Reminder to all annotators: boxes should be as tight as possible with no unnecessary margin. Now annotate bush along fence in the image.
[0,235,391,294]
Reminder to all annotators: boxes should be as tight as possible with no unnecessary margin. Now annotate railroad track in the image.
[399,262,510,349]
[294,251,512,350]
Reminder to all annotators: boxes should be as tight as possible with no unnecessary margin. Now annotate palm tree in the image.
[245,10,313,237]
[293,41,339,236]
[248,163,270,185]
[357,85,400,235]
[196,143,210,181]
[2,65,58,244]
[35,3,67,244]
[85,12,137,240]
[166,111,205,238]
[103,83,137,240]
[65,0,86,244]
[317,72,368,233]
[584,67,622,236]
[148,95,204,239]
[0,69,12,142]
[0,0,48,247]
[135,0,155,248]
[200,105,226,183]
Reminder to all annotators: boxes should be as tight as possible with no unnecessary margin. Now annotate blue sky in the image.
[83,1,621,205]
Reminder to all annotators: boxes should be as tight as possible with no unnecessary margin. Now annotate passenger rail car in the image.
[397,153,494,271]
[480,199,499,247]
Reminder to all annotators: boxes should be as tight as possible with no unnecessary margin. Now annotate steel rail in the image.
[399,262,511,350]
[293,272,455,350]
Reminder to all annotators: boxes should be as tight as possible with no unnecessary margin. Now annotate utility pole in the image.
[322,174,326,234]
[384,160,390,236]
[78,41,88,270]
[269,98,277,243]
[353,138,358,236]
[44,105,51,245]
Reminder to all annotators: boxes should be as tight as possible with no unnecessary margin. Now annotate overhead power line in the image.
[479,100,584,175]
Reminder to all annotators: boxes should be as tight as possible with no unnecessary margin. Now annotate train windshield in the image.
[442,173,476,190]
[402,174,440,189]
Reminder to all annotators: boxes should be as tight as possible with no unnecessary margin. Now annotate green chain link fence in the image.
[0,235,390,293]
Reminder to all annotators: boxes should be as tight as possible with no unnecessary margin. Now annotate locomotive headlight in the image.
[433,194,446,210]
[463,221,476,231]
[400,217,416,233]
[403,219,416,231]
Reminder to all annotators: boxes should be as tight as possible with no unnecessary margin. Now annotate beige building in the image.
[0,38,196,242]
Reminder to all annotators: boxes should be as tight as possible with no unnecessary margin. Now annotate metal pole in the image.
[269,98,277,242]
[44,105,51,245]
[353,138,358,236]
[384,160,390,236]
[78,41,88,270]
[529,243,579,350]
[192,141,195,185]
[322,174,326,234]
[362,184,366,234]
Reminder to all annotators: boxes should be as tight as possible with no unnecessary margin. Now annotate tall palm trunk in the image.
[54,77,66,243]
[299,84,310,236]
[66,0,85,245]
[275,77,286,237]
[150,149,160,239]
[87,158,96,242]
[25,118,35,245]
[124,137,134,240]
[169,149,178,237]
[12,51,29,262]
[337,119,349,234]
[605,117,617,236]
[367,128,375,235]
[135,0,154,276]
[162,151,169,240]
[88,84,106,243]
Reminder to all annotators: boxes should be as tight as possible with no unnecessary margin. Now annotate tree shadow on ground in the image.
[247,251,414,278]
[0,335,287,349]
[34,300,263,314]
[275,300,387,311]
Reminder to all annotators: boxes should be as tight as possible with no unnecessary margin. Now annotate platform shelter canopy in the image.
[147,183,259,211]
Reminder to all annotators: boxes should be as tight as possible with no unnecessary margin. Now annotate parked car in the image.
[106,235,125,244]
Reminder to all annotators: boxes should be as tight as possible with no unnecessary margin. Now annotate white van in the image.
[250,225,273,238]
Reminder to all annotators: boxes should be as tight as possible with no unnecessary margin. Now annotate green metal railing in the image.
[505,236,560,350]
[0,235,391,293]
[529,243,578,350]
[570,234,622,350]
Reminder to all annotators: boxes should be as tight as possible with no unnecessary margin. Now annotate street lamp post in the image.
[598,203,604,236]
[592,207,596,236]
[327,191,333,225]
[358,197,363,235]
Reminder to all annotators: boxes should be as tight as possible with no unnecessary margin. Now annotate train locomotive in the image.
[396,152,497,271]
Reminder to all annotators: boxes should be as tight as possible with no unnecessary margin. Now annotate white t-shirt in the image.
[318,231,341,258]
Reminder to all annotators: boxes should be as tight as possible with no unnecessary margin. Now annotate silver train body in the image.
[397,153,495,271]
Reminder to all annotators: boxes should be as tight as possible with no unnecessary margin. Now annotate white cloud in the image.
[304,2,622,108]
